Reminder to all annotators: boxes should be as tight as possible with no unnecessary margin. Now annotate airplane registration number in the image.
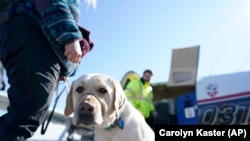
[198,100,250,125]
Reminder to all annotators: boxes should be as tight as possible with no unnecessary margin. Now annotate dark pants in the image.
[0,16,61,140]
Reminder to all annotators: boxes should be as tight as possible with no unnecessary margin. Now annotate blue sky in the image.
[76,0,250,84]
[2,0,250,113]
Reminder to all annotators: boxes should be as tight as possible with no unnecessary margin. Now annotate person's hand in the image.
[58,76,66,82]
[64,40,82,63]
[152,111,157,117]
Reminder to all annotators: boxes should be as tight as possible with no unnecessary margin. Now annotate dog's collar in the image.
[105,117,124,131]
[105,106,125,131]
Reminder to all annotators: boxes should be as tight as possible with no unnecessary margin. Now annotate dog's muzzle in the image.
[77,101,95,125]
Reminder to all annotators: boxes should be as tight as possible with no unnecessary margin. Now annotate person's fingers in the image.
[67,54,81,63]
[72,56,81,63]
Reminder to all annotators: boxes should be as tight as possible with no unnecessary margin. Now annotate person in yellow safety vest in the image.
[124,69,157,129]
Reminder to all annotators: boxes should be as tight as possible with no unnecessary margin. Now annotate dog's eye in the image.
[98,88,107,94]
[76,86,84,93]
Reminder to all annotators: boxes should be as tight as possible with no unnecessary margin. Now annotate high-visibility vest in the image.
[124,80,154,118]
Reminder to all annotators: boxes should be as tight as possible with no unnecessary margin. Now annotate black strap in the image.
[41,86,66,135]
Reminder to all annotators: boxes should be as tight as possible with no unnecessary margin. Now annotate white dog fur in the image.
[64,73,155,141]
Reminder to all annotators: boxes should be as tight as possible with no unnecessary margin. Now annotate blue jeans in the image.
[0,16,61,140]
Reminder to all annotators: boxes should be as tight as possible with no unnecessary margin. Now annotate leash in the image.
[41,77,70,135]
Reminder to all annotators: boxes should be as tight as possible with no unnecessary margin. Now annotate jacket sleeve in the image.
[34,0,82,45]
[149,90,155,112]
[124,80,140,109]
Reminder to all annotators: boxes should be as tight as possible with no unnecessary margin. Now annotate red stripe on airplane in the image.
[197,91,250,104]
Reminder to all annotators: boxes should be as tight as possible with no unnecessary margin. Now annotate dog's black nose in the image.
[79,102,94,114]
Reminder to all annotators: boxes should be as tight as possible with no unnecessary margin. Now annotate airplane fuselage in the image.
[198,91,250,125]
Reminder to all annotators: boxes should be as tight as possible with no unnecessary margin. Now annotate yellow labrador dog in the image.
[64,73,155,141]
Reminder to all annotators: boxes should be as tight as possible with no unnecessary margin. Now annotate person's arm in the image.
[34,0,84,63]
[34,0,82,45]
[149,90,157,117]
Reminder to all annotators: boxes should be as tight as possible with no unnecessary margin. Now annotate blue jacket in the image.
[13,0,93,76]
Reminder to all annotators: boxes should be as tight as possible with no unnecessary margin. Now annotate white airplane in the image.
[149,46,250,125]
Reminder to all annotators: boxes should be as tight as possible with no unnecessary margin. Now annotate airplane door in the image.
[175,92,199,125]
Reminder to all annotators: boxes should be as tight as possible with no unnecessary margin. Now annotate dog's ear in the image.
[64,81,74,116]
[112,79,127,117]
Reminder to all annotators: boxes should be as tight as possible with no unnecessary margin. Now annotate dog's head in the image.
[64,73,127,128]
